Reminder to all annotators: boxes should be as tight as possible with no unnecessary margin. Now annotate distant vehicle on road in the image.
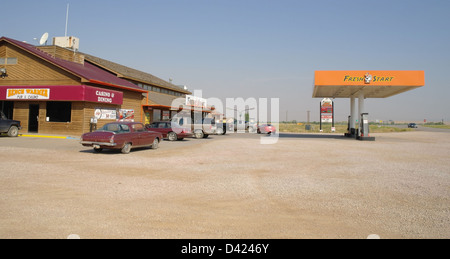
[257,124,277,134]
[408,123,418,128]
[146,121,193,141]
[0,111,21,137]
[80,122,162,154]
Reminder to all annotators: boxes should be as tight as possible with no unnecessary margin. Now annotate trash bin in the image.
[305,125,311,131]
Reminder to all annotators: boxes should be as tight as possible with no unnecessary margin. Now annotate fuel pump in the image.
[345,115,358,138]
[357,113,375,141]
[345,116,353,137]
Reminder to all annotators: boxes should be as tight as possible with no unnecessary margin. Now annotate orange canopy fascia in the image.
[315,70,425,87]
[313,70,425,98]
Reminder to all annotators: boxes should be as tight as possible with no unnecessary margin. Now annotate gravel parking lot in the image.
[0,131,449,239]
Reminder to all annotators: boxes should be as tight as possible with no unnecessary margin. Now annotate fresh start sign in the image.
[315,71,425,87]
[7,88,50,100]
[343,74,395,84]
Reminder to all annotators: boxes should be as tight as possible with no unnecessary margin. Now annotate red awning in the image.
[0,85,123,105]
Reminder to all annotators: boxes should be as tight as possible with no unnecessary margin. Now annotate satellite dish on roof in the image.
[39,32,49,45]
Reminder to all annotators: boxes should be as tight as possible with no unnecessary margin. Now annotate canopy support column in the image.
[358,91,365,137]
[358,91,365,118]
[350,96,357,136]
[346,96,358,137]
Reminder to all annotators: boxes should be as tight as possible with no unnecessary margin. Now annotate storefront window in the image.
[153,109,161,122]
[0,58,18,65]
[162,110,170,121]
[171,111,178,119]
[46,102,72,122]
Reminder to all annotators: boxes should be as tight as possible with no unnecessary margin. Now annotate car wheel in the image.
[194,130,204,139]
[168,132,177,141]
[203,134,209,139]
[94,147,103,153]
[7,126,19,137]
[121,143,132,154]
[151,138,159,149]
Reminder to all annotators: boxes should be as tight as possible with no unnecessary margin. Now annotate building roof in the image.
[146,91,185,108]
[82,53,191,95]
[313,70,425,98]
[0,37,146,93]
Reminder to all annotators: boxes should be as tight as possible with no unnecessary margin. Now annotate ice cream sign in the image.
[7,89,50,100]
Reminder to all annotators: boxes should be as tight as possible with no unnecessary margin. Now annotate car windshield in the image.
[98,124,130,134]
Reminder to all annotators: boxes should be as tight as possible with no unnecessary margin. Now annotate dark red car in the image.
[257,124,277,134]
[80,122,163,154]
[145,121,193,141]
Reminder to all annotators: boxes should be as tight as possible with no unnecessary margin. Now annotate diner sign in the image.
[7,88,50,100]
[84,87,122,105]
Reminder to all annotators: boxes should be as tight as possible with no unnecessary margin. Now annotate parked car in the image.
[173,117,216,139]
[408,123,418,128]
[80,122,162,154]
[0,112,21,137]
[145,121,193,141]
[257,124,277,134]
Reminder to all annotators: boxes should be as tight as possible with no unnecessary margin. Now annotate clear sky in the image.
[3,0,450,122]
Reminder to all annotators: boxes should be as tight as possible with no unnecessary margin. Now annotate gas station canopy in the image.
[313,70,425,141]
[313,71,425,98]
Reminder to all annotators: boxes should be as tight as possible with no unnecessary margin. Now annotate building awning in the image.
[313,71,425,98]
[0,85,123,105]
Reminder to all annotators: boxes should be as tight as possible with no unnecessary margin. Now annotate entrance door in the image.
[28,104,39,132]
[0,101,14,119]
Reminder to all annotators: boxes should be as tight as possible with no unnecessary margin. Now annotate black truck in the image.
[0,112,21,137]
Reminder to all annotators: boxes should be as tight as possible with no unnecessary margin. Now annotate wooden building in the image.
[82,53,192,124]
[0,36,147,135]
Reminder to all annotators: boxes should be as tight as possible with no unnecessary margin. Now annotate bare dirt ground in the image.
[0,131,449,239]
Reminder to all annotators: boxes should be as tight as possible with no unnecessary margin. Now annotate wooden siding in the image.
[37,46,85,64]
[13,101,84,136]
[38,102,84,135]
[0,42,80,86]
[0,45,5,59]
[83,102,119,133]
[13,96,143,135]
[3,40,146,136]
[122,90,144,123]
[12,101,33,133]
